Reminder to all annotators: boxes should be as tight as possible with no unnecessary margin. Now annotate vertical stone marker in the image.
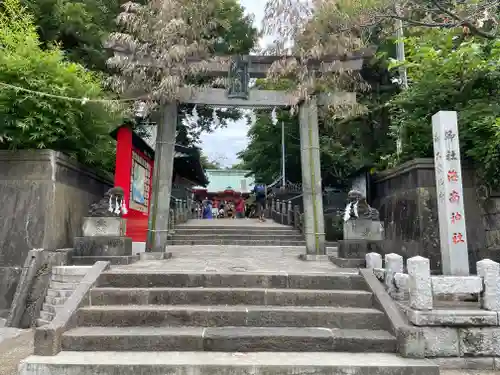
[432,111,469,275]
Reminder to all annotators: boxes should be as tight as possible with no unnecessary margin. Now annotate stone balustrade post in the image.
[477,259,500,311]
[281,200,287,224]
[176,199,181,223]
[272,199,276,211]
[407,256,433,310]
[169,207,175,231]
[384,253,404,298]
[287,201,293,225]
[293,206,300,229]
[276,200,281,213]
[365,252,382,269]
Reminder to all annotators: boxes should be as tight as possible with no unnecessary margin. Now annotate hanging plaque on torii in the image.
[227,55,250,100]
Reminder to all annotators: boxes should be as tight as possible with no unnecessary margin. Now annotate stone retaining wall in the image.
[0,150,112,314]
[372,158,500,272]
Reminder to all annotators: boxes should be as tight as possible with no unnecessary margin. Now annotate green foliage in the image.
[21,0,122,71]
[238,59,398,186]
[0,0,121,171]
[179,0,259,146]
[387,29,500,185]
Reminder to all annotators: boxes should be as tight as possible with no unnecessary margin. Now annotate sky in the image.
[199,0,269,167]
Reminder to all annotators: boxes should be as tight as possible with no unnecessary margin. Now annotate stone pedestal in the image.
[82,217,126,237]
[74,237,132,257]
[343,219,383,241]
[332,239,384,268]
[73,217,136,265]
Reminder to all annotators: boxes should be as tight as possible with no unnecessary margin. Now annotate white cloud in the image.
[199,0,268,167]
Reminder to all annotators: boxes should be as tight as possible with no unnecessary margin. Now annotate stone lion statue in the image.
[343,189,380,222]
[88,187,127,217]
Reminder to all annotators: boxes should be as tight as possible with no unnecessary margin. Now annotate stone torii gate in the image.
[145,51,372,258]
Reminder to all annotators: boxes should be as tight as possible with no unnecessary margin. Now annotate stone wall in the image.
[0,150,112,314]
[372,158,500,273]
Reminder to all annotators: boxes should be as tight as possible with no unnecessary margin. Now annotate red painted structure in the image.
[111,125,208,244]
[112,126,154,242]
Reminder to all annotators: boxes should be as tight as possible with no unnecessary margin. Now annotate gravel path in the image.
[0,329,34,375]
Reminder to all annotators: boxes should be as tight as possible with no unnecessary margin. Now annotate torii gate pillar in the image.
[146,102,178,252]
[299,97,326,258]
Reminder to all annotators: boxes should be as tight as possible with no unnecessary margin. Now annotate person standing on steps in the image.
[253,182,267,222]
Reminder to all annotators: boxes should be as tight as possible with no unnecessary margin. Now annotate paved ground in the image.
[113,245,346,274]
[114,218,345,274]
[0,329,33,375]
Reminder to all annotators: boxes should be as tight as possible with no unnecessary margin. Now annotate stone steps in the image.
[89,287,373,307]
[170,223,306,247]
[167,239,307,246]
[174,228,300,235]
[37,266,91,327]
[170,234,304,241]
[76,305,388,330]
[19,351,439,375]
[49,281,81,290]
[47,289,75,298]
[35,318,50,327]
[61,326,396,352]
[175,225,296,231]
[97,271,367,290]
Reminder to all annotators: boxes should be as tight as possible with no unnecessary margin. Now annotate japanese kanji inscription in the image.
[432,111,469,275]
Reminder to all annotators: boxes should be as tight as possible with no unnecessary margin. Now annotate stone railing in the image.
[168,198,192,231]
[366,252,500,326]
[270,198,302,230]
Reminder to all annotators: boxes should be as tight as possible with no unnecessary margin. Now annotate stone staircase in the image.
[22,269,437,374]
[167,223,306,246]
[37,266,92,326]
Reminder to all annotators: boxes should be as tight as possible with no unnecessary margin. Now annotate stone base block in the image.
[140,252,173,261]
[433,357,495,370]
[403,306,498,326]
[329,257,365,268]
[338,240,383,258]
[298,254,329,261]
[344,219,383,240]
[74,236,132,257]
[72,255,139,266]
[82,217,126,237]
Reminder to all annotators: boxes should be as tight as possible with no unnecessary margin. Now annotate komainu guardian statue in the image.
[343,189,383,240]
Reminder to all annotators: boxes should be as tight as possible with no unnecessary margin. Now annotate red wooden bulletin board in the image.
[113,126,154,242]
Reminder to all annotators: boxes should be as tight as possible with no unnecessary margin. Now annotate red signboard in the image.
[113,126,154,242]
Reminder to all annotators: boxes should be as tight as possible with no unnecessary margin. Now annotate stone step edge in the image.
[61,326,396,352]
[78,305,384,314]
[18,351,439,371]
[36,318,50,327]
[170,234,305,238]
[64,326,395,339]
[90,287,372,294]
[89,287,373,307]
[101,269,361,276]
[52,266,92,275]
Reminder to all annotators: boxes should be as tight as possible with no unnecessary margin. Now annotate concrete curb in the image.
[33,261,110,356]
[360,268,425,358]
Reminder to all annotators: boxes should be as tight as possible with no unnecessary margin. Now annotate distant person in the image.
[235,197,245,218]
[253,183,267,222]
[203,200,213,219]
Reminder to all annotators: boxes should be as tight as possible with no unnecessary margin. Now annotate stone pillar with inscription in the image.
[73,187,134,264]
[432,111,469,275]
